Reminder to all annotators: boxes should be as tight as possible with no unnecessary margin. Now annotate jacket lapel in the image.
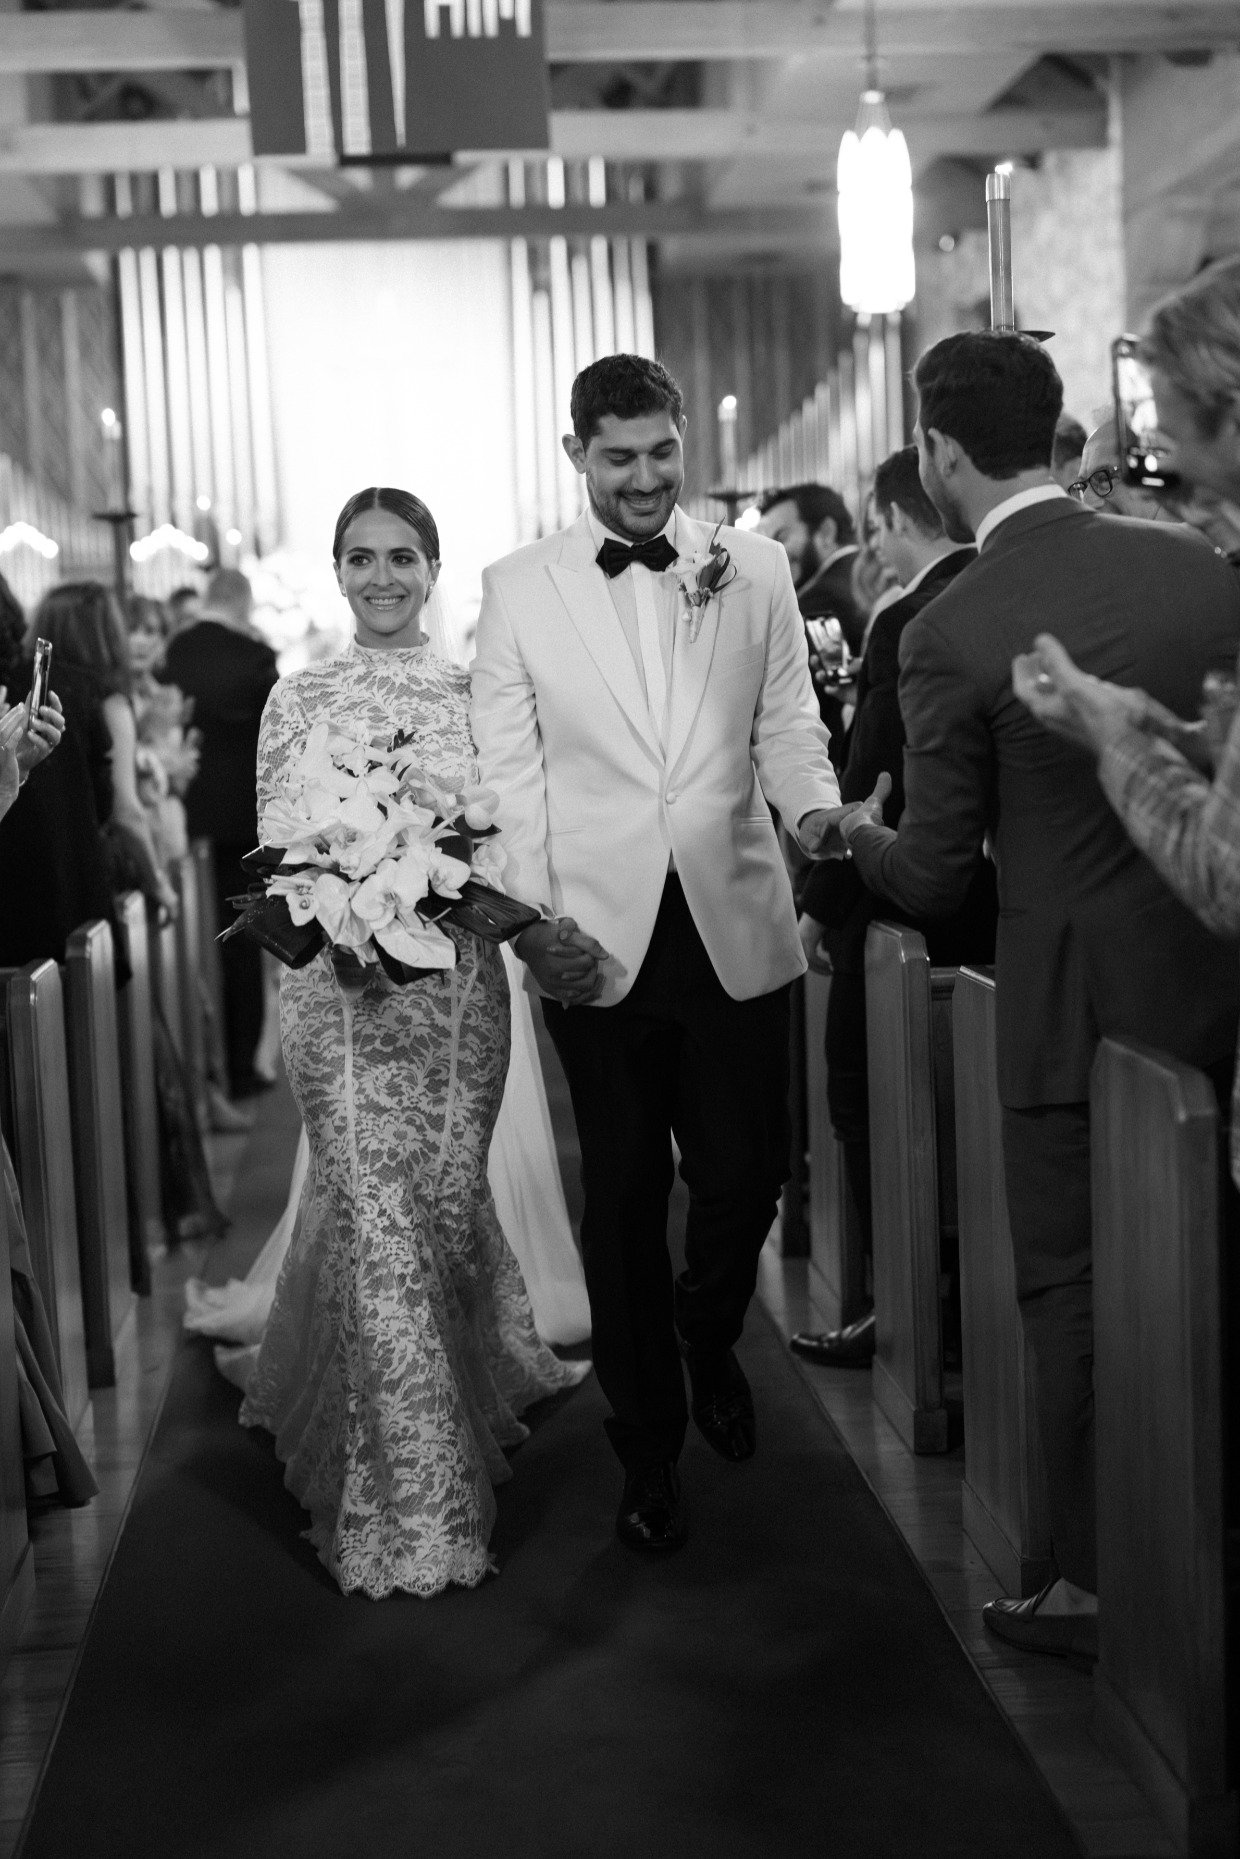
[546,515,662,763]
[665,510,726,778]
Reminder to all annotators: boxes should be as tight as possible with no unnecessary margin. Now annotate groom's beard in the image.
[587,475,683,541]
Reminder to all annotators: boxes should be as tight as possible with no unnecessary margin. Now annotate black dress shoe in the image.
[982,1581,1098,1661]
[616,1462,687,1554]
[789,1310,876,1368]
[681,1344,756,1462]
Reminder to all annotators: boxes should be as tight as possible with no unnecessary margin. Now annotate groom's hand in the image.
[515,917,610,1005]
[797,805,857,861]
[837,772,892,848]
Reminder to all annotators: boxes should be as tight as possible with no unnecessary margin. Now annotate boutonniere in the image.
[671,521,737,641]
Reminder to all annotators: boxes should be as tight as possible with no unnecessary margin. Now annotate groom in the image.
[472,354,843,1551]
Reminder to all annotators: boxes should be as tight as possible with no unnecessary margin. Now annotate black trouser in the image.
[1001,1101,1096,1593]
[212,841,265,1093]
[543,877,791,1471]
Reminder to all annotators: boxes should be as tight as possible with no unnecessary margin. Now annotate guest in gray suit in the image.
[841,332,1240,1659]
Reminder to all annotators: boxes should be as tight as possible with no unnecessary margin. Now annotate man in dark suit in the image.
[842,333,1240,1658]
[791,445,995,1368]
[756,482,864,654]
[758,483,864,766]
[161,567,278,1097]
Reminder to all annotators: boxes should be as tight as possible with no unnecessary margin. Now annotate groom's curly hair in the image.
[571,354,684,445]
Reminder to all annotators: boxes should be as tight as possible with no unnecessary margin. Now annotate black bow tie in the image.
[595,534,678,579]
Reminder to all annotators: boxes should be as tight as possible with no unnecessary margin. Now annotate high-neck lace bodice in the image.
[256,644,477,823]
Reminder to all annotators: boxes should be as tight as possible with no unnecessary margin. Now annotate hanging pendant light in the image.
[836,0,915,316]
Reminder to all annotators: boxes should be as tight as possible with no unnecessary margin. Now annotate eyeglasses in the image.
[1068,467,1116,501]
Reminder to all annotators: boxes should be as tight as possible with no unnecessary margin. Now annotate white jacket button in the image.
[666,790,678,804]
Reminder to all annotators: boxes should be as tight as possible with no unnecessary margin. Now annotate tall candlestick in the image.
[718,394,738,490]
[100,407,126,512]
[985,167,1015,332]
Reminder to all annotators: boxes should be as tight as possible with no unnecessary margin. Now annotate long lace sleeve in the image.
[1097,704,1240,940]
[256,675,308,828]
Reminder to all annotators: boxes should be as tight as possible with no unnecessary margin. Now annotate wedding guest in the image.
[161,566,277,1096]
[0,580,132,970]
[757,482,864,654]
[1069,414,1172,523]
[791,446,993,1369]
[126,594,199,868]
[31,584,177,918]
[1014,253,1240,1175]
[1051,413,1087,492]
[840,331,1240,1660]
[165,583,202,636]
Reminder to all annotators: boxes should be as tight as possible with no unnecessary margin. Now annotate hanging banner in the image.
[243,0,551,163]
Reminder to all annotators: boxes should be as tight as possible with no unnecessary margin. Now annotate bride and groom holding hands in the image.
[236,352,850,1597]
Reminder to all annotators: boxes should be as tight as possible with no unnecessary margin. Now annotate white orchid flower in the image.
[427,847,472,899]
[469,836,507,889]
[459,785,500,831]
[374,918,456,970]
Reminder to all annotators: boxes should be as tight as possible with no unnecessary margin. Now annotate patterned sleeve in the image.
[256,675,308,827]
[1097,705,1240,939]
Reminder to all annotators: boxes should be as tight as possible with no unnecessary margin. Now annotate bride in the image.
[224,486,588,1600]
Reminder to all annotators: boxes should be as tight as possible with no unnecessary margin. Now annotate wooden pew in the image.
[864,921,957,1454]
[173,851,207,1124]
[0,963,89,1428]
[1092,1038,1236,1857]
[64,922,135,1387]
[952,967,1052,1597]
[192,838,229,1094]
[152,905,183,1061]
[0,1163,33,1671]
[115,892,163,1285]
[804,950,866,1330]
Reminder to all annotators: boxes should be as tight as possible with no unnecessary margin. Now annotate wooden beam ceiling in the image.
[0,4,1233,73]
[0,199,833,254]
[0,105,1107,174]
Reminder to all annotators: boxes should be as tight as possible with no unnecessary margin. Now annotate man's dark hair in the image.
[1051,414,1087,471]
[570,354,684,445]
[758,481,857,548]
[913,332,1063,478]
[872,446,943,537]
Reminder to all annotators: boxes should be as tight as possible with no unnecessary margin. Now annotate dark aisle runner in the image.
[18,1079,1081,1859]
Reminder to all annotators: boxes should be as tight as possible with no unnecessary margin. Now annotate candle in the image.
[718,394,738,490]
[100,407,126,511]
[985,166,1015,332]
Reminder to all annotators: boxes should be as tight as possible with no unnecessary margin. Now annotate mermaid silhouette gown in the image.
[238,640,586,1599]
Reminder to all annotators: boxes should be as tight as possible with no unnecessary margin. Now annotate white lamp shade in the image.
[837,119,915,315]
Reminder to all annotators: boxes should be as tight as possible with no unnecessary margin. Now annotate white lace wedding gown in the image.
[217,640,587,1599]
[186,942,590,1377]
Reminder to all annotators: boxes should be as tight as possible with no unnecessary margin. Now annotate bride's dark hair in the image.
[332,487,440,565]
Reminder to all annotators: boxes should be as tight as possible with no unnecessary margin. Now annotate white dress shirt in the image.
[973,483,1069,552]
[586,506,680,750]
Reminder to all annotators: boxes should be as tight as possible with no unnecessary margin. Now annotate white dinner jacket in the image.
[470,508,840,1005]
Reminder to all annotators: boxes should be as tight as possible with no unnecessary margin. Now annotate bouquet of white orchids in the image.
[224,721,538,983]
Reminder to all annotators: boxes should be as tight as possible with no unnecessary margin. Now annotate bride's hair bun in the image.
[333,487,440,566]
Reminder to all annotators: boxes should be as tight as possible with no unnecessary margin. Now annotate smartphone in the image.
[26,637,52,727]
[805,616,849,684]
[1112,334,1180,491]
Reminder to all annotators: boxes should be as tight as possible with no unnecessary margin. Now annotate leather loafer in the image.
[616,1461,687,1554]
[789,1310,876,1369]
[982,1581,1098,1662]
[680,1343,756,1462]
